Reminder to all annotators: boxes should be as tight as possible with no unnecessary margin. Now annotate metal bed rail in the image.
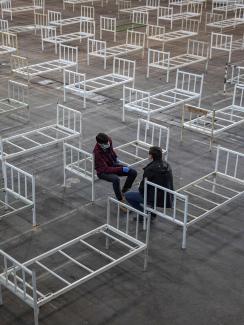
[147,39,209,81]
[0,197,150,325]
[0,161,36,225]
[0,104,82,160]
[144,147,244,248]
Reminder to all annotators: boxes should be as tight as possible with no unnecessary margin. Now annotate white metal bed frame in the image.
[157,3,203,30]
[224,63,244,92]
[180,84,244,149]
[41,20,95,54]
[64,57,136,108]
[206,7,244,31]
[1,0,45,20]
[210,31,244,63]
[63,119,169,201]
[205,12,224,31]
[118,0,132,18]
[11,44,78,83]
[119,0,160,15]
[146,18,200,50]
[100,11,148,43]
[0,80,29,120]
[0,104,82,160]
[88,30,145,69]
[212,0,244,18]
[48,6,94,34]
[34,12,48,34]
[147,39,209,82]
[0,18,8,32]
[63,0,101,12]
[122,69,204,122]
[0,31,18,57]
[144,146,244,248]
[0,197,150,325]
[0,160,36,226]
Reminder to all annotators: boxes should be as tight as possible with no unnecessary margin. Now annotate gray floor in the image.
[0,0,244,324]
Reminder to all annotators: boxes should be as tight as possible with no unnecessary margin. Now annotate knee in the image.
[129,168,137,177]
[124,191,132,201]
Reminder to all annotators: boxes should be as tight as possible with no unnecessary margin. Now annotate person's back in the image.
[139,158,173,208]
[125,146,174,217]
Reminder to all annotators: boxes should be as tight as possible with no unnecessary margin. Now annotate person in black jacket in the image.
[125,146,174,219]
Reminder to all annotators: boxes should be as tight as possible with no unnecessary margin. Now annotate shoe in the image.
[119,198,128,213]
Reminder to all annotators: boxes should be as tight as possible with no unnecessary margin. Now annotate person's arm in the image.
[94,151,122,174]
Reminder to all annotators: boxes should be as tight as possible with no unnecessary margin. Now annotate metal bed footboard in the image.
[115,119,170,165]
[0,104,82,160]
[0,161,36,225]
[0,198,150,325]
[0,80,29,120]
[144,146,244,248]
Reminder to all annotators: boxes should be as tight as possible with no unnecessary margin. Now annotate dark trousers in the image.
[98,168,137,201]
[124,191,144,212]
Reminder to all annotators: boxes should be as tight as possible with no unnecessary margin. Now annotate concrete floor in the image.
[0,0,244,324]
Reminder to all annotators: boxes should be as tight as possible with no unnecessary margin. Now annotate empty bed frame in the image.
[147,39,209,82]
[0,197,151,325]
[100,11,148,43]
[181,84,244,149]
[87,30,145,69]
[0,104,82,161]
[206,7,244,31]
[0,160,36,226]
[157,4,203,30]
[0,31,18,58]
[0,80,29,120]
[41,20,95,54]
[63,0,101,11]
[144,146,244,248]
[210,32,244,63]
[64,57,136,108]
[1,0,45,20]
[0,18,8,32]
[119,0,160,15]
[122,69,204,122]
[63,119,170,201]
[48,6,94,34]
[11,44,78,83]
[212,0,243,19]
[224,63,244,92]
[146,19,200,50]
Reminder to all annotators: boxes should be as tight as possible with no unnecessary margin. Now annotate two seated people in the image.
[93,133,174,220]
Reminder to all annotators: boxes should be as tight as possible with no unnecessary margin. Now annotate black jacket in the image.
[139,160,174,208]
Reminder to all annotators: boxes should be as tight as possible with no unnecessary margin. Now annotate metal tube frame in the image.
[0,197,150,325]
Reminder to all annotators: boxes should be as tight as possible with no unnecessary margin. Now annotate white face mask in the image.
[100,143,110,150]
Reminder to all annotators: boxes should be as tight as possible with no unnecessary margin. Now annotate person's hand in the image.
[122,166,130,173]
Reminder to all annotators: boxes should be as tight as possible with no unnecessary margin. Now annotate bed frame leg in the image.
[33,306,39,325]
[0,284,3,305]
[182,225,187,249]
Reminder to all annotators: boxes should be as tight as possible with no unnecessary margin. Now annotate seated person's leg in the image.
[98,173,123,201]
[122,168,137,193]
[124,191,144,211]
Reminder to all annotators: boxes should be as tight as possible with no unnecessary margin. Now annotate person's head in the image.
[149,146,162,161]
[96,133,110,150]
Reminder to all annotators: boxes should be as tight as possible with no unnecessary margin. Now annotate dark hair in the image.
[149,146,162,161]
[96,133,109,144]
